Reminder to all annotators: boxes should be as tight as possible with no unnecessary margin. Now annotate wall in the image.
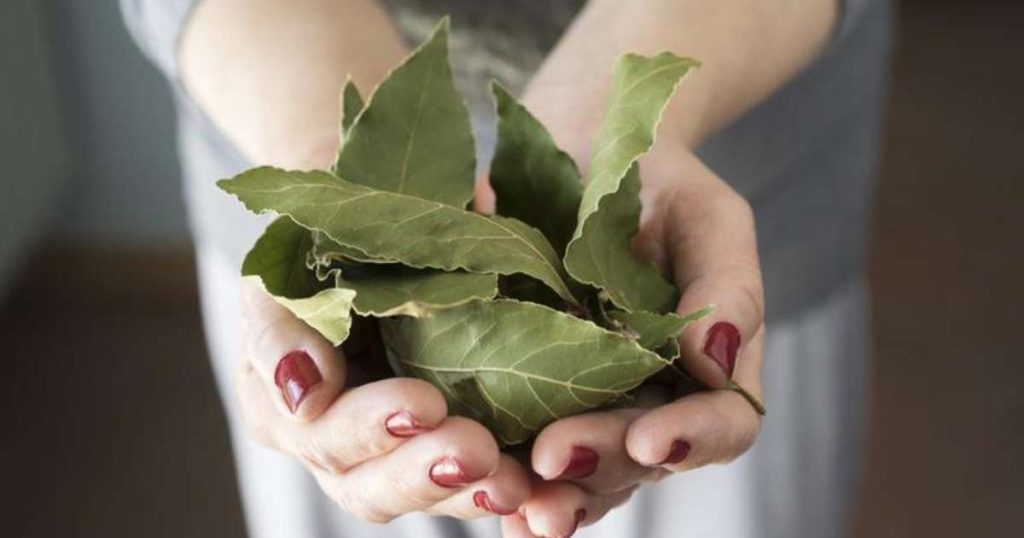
[0,0,69,297]
[46,0,189,245]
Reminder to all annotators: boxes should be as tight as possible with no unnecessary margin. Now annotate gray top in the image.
[120,0,892,322]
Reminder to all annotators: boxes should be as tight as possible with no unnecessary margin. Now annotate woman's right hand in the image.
[235,277,531,522]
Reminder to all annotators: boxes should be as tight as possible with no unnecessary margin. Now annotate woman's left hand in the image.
[480,148,766,538]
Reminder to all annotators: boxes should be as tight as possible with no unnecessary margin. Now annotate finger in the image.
[626,329,765,470]
[427,454,531,518]
[314,416,501,523]
[500,513,539,538]
[662,162,764,389]
[236,365,447,472]
[241,277,346,420]
[474,174,496,214]
[531,387,670,494]
[520,481,637,538]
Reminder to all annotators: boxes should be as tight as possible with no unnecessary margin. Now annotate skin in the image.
[181,0,837,535]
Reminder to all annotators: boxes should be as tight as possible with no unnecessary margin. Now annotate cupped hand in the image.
[235,278,532,522]
[481,148,766,538]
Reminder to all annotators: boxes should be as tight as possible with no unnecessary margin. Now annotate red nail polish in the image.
[473,490,516,515]
[555,446,599,480]
[559,509,586,538]
[658,440,691,465]
[703,322,740,378]
[429,456,479,488]
[274,350,322,413]
[384,411,430,437]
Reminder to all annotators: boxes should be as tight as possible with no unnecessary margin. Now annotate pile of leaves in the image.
[219,19,732,446]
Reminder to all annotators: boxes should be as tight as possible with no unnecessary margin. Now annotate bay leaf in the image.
[333,19,475,207]
[339,77,364,138]
[309,230,395,268]
[337,264,498,317]
[489,82,582,255]
[380,299,670,446]
[609,305,713,357]
[564,52,699,313]
[218,167,579,305]
[242,216,355,345]
[242,216,320,298]
[270,287,357,346]
[331,77,365,171]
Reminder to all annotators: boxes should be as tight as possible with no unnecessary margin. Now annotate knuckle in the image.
[296,436,348,474]
[735,277,765,327]
[353,503,395,524]
[328,486,394,524]
[714,396,762,463]
[720,191,754,223]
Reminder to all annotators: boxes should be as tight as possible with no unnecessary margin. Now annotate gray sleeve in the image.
[118,0,198,82]
[836,0,878,40]
[117,0,881,82]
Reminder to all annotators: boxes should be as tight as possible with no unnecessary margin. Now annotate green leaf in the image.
[609,305,713,357]
[242,216,321,298]
[309,230,395,267]
[564,52,699,313]
[333,19,475,207]
[270,287,357,346]
[331,77,365,171]
[242,217,355,345]
[337,264,499,317]
[381,299,670,446]
[489,82,582,255]
[218,167,579,305]
[340,78,364,138]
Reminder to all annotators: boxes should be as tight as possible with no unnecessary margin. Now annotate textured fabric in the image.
[121,1,892,536]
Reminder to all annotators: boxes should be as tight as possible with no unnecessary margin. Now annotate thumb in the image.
[241,276,347,422]
[661,163,764,390]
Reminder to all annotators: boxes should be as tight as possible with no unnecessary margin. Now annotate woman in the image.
[121,0,892,536]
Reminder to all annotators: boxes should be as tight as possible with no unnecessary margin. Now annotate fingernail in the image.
[703,321,740,378]
[559,509,586,538]
[384,411,430,437]
[429,456,479,488]
[658,440,691,465]
[473,490,516,515]
[555,446,599,480]
[274,350,322,413]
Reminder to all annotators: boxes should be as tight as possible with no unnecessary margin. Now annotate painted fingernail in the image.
[703,321,740,378]
[473,490,516,515]
[658,440,691,465]
[429,456,479,488]
[559,509,586,538]
[555,446,599,480]
[274,350,322,413]
[384,411,430,437]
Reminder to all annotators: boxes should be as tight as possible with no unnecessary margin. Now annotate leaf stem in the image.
[726,381,767,416]
[666,363,767,416]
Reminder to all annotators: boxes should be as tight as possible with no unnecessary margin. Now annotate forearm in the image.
[524,0,838,154]
[180,0,407,169]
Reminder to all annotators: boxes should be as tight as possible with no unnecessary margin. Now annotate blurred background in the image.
[1,0,1020,536]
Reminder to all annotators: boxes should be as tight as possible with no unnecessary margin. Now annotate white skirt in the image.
[194,243,869,538]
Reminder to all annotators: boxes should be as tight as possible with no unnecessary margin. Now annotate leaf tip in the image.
[431,16,452,42]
